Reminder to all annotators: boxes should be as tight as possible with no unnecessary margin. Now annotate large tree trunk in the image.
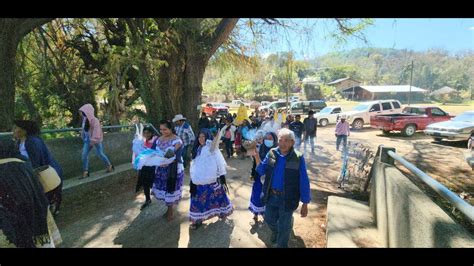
[0,18,53,132]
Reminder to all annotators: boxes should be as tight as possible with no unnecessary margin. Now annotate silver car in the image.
[424,111,474,145]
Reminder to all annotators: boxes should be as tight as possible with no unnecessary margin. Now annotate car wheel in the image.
[433,137,443,142]
[402,124,416,137]
[352,119,364,130]
[382,130,391,135]
[320,119,329,127]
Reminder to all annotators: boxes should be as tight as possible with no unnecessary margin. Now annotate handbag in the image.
[34,165,61,193]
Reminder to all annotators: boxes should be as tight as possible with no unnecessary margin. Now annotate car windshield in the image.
[319,107,332,114]
[453,112,474,122]
[352,104,370,111]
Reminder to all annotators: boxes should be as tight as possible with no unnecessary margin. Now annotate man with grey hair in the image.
[251,128,311,248]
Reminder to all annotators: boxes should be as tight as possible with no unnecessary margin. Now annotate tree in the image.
[0,18,53,131]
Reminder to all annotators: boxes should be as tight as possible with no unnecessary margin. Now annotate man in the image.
[283,114,294,128]
[252,128,311,248]
[303,110,318,154]
[335,114,350,152]
[289,114,304,149]
[197,112,210,130]
[173,114,195,168]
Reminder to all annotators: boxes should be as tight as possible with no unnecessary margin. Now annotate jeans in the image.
[264,193,294,248]
[183,145,192,168]
[295,135,302,149]
[304,135,316,153]
[223,138,234,158]
[336,135,348,151]
[82,141,112,171]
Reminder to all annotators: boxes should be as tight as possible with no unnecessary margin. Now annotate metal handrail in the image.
[0,123,160,137]
[386,150,474,222]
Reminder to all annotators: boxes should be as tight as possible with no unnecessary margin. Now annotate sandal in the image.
[190,222,202,230]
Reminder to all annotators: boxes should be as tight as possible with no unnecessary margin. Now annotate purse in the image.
[34,165,61,193]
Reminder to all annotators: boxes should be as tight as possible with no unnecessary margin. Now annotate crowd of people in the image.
[1,101,351,248]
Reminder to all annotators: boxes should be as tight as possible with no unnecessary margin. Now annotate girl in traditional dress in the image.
[151,120,184,221]
[248,131,278,222]
[135,126,158,211]
[189,129,233,230]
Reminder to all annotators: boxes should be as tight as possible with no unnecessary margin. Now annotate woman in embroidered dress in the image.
[248,131,278,222]
[151,120,184,221]
[188,129,233,230]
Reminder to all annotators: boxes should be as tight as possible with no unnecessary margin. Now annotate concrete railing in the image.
[369,145,474,247]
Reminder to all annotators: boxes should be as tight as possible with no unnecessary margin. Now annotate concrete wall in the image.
[369,158,474,247]
[44,131,134,179]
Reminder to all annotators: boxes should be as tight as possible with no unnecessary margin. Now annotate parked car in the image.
[284,100,327,115]
[370,106,453,137]
[260,101,271,106]
[340,99,403,130]
[202,102,229,117]
[424,110,474,144]
[259,100,287,113]
[315,106,343,127]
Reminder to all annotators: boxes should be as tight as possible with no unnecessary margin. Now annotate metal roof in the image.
[358,85,427,93]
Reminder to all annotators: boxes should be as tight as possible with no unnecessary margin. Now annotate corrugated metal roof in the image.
[328,77,360,85]
[430,86,457,95]
[359,85,427,93]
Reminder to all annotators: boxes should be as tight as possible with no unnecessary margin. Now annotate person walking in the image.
[252,128,311,248]
[303,110,318,154]
[135,126,158,211]
[289,115,304,149]
[249,131,278,222]
[220,118,237,159]
[151,120,185,221]
[13,120,64,216]
[335,114,350,152]
[173,114,195,169]
[79,103,114,179]
[188,129,233,229]
[198,112,210,130]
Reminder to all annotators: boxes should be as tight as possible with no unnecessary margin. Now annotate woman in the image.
[13,120,63,216]
[151,120,184,221]
[220,118,236,159]
[248,131,278,222]
[135,126,158,211]
[0,139,61,248]
[79,103,114,179]
[238,119,252,159]
[189,129,233,230]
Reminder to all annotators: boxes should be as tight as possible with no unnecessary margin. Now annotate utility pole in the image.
[408,60,414,106]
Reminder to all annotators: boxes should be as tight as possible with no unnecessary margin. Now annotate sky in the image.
[241,18,474,59]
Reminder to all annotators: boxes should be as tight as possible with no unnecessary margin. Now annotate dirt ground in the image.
[54,124,472,247]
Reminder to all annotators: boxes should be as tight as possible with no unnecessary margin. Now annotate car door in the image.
[292,102,303,114]
[368,103,382,122]
[330,107,342,123]
[430,108,450,124]
[391,101,402,113]
[381,102,393,115]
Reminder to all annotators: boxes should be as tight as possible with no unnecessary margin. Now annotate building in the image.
[430,86,459,98]
[327,77,361,92]
[341,85,428,102]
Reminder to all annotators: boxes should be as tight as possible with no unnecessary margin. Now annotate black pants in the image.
[137,166,155,202]
[223,138,234,158]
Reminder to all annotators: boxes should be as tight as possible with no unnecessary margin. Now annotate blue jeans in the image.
[264,193,294,248]
[336,135,348,151]
[82,141,112,171]
[304,135,316,153]
[295,135,302,149]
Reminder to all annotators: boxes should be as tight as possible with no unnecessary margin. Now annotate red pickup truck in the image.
[370,106,453,137]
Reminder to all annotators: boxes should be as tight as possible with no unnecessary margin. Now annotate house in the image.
[430,86,459,98]
[327,77,361,92]
[341,85,428,102]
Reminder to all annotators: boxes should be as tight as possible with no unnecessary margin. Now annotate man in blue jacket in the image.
[252,128,311,248]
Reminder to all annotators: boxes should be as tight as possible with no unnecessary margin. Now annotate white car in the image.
[340,99,403,130]
[315,106,343,127]
[424,111,474,143]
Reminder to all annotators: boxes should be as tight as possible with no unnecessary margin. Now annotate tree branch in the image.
[206,18,239,62]
[16,18,54,38]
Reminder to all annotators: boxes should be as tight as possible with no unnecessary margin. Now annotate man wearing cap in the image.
[335,114,350,152]
[173,114,195,168]
[303,110,318,154]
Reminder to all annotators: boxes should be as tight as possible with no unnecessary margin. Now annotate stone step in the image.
[326,196,383,248]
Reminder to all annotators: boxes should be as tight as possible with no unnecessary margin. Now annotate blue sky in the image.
[243,18,474,59]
